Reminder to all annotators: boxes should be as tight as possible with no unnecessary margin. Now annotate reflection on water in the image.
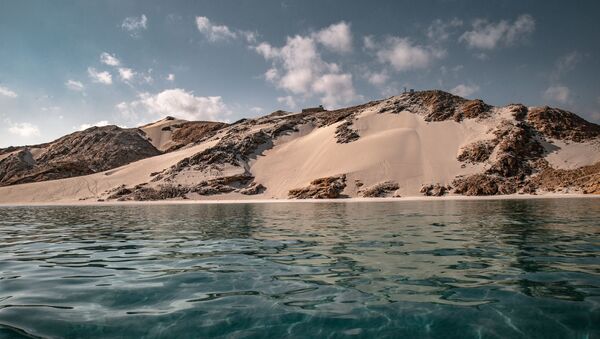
[0,199,599,338]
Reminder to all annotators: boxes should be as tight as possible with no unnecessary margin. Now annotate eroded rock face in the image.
[527,106,600,142]
[528,161,600,194]
[420,184,449,196]
[239,182,266,195]
[335,120,360,144]
[288,175,347,199]
[0,126,160,186]
[360,181,400,197]
[395,90,491,122]
[191,175,254,196]
[0,150,35,184]
[165,121,228,152]
[457,140,496,163]
[452,174,518,196]
[108,174,257,200]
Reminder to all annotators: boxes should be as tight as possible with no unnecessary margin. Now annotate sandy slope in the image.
[251,107,489,197]
[0,140,217,203]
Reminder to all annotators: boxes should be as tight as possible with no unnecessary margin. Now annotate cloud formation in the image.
[254,22,358,108]
[0,85,17,98]
[277,96,297,109]
[78,120,110,131]
[450,84,480,97]
[427,18,463,43]
[122,14,147,37]
[543,85,570,104]
[8,122,40,137]
[65,80,85,92]
[87,67,112,84]
[118,67,135,81]
[100,52,120,66]
[375,37,445,72]
[460,14,535,49]
[117,88,230,122]
[195,16,256,43]
[314,21,353,53]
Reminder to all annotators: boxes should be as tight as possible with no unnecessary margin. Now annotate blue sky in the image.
[1,0,599,147]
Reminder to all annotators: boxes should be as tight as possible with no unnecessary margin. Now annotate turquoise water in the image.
[0,199,599,338]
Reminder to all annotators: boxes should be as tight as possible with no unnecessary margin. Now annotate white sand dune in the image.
[251,108,488,197]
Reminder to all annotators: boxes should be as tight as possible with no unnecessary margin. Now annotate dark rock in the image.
[289,175,347,199]
[457,140,496,163]
[527,106,600,142]
[0,126,160,186]
[239,182,266,195]
[360,181,399,197]
[420,184,449,196]
[335,120,360,144]
[452,174,518,196]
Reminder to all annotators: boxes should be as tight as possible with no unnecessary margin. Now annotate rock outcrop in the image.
[360,181,400,197]
[288,175,347,199]
[0,126,160,186]
[527,106,600,142]
[528,161,600,194]
[387,90,491,122]
[420,184,450,196]
[164,121,228,152]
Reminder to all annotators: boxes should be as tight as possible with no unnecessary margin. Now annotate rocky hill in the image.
[0,90,599,203]
[0,126,161,186]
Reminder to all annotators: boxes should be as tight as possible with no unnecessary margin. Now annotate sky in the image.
[1,0,599,147]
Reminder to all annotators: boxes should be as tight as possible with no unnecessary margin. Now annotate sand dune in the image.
[1,90,599,203]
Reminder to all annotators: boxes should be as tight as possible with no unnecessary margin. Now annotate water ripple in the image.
[0,199,599,337]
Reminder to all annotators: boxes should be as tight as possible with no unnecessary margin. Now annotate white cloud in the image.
[167,73,175,81]
[250,106,263,113]
[196,16,236,41]
[312,73,357,108]
[122,14,147,37]
[543,85,570,104]
[100,52,120,66]
[376,37,445,72]
[363,35,376,50]
[460,14,535,50]
[117,88,230,122]
[555,51,581,76]
[450,84,480,97]
[78,120,109,131]
[65,79,85,92]
[8,122,40,137]
[314,21,352,53]
[118,67,135,81]
[0,85,17,98]
[253,23,359,108]
[366,71,389,87]
[195,16,257,43]
[87,67,112,84]
[277,96,297,109]
[427,18,463,42]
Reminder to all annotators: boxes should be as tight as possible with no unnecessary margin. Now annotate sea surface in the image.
[0,199,599,338]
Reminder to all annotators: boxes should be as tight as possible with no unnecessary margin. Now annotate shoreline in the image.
[0,193,597,207]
